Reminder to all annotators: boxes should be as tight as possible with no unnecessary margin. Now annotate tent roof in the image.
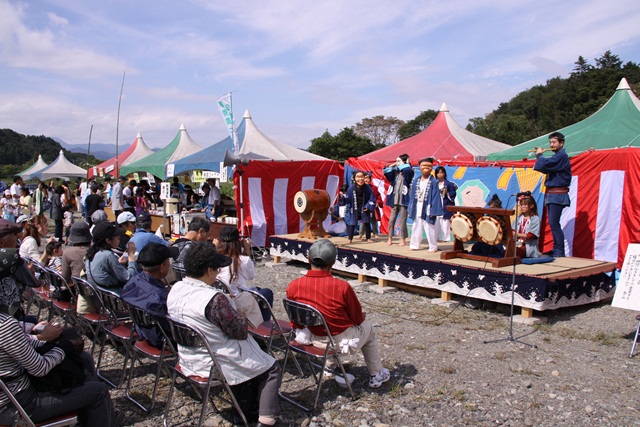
[33,150,87,180]
[120,124,203,179]
[353,103,510,163]
[238,110,327,161]
[168,120,244,176]
[488,78,640,161]
[19,155,49,180]
[87,132,154,178]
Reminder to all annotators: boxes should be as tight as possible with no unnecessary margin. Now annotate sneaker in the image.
[369,368,390,388]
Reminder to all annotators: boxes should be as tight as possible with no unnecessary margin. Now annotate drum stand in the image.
[483,201,536,348]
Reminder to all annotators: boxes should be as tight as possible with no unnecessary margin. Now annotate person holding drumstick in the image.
[533,132,571,257]
[513,192,540,259]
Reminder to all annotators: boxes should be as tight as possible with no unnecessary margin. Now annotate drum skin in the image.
[476,216,504,245]
[450,213,474,242]
[294,189,330,219]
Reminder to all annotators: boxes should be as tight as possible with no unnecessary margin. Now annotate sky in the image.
[1,0,639,154]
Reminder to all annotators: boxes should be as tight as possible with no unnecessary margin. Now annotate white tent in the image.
[237,110,326,161]
[19,155,49,180]
[33,150,87,180]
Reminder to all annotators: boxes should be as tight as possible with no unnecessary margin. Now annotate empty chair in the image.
[71,276,107,355]
[46,266,77,327]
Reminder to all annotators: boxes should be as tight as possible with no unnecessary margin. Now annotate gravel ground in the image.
[82,255,639,427]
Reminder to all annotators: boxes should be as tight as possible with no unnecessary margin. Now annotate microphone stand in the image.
[484,199,536,348]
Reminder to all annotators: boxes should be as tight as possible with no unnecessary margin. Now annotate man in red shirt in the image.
[286,239,390,388]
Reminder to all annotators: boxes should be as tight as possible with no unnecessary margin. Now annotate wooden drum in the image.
[293,189,330,219]
[450,213,475,242]
[476,216,504,245]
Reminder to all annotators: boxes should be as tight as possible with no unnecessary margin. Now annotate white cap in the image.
[117,211,136,224]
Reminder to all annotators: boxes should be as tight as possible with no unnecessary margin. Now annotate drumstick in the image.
[527,148,547,153]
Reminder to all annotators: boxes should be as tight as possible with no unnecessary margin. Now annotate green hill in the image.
[0,128,102,180]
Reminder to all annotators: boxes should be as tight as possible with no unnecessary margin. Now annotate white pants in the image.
[437,217,451,241]
[410,218,438,251]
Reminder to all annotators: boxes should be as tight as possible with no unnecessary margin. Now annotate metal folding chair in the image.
[46,267,77,327]
[279,298,356,412]
[71,276,107,355]
[124,302,176,412]
[238,287,303,375]
[630,314,640,357]
[163,314,248,427]
[93,286,136,388]
[22,256,53,321]
[0,378,78,427]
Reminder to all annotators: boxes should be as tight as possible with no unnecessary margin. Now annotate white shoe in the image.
[369,368,390,388]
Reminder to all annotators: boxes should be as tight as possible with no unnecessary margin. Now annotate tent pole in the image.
[115,71,126,177]
[237,165,245,237]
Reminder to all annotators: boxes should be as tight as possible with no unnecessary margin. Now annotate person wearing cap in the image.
[120,243,179,348]
[167,241,280,426]
[0,219,23,249]
[408,157,444,253]
[216,226,274,322]
[123,180,137,215]
[128,212,167,258]
[111,176,126,218]
[85,221,137,298]
[286,239,391,388]
[113,211,137,257]
[61,221,92,283]
[1,189,18,222]
[534,131,572,257]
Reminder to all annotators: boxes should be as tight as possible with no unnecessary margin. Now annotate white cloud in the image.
[47,12,68,26]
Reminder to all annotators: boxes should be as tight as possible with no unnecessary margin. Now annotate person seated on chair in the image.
[121,243,180,348]
[512,192,541,259]
[172,216,211,273]
[166,241,281,426]
[128,212,167,256]
[286,239,391,388]
[0,248,116,427]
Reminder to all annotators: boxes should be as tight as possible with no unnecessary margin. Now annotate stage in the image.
[269,234,617,317]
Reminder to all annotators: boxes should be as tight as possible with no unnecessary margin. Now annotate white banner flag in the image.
[216,92,237,154]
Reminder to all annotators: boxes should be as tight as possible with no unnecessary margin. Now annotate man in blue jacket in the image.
[383,154,414,246]
[534,132,572,258]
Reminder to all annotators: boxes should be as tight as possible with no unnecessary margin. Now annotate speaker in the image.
[223,149,249,167]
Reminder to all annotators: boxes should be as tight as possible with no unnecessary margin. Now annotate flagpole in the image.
[115,71,126,177]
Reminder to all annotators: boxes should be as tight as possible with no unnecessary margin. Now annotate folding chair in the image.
[279,298,356,412]
[0,378,78,427]
[93,286,136,388]
[124,302,176,412]
[22,256,54,321]
[238,287,303,375]
[163,315,248,427]
[46,267,77,327]
[71,276,107,355]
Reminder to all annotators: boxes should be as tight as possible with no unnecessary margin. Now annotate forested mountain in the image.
[0,129,101,179]
[466,51,640,145]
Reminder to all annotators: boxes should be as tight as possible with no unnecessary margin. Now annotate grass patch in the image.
[592,331,621,346]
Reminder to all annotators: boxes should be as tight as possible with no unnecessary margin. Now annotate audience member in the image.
[286,239,390,388]
[121,243,179,348]
[172,216,210,271]
[167,241,280,426]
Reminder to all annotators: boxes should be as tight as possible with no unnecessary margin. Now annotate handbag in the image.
[29,331,86,393]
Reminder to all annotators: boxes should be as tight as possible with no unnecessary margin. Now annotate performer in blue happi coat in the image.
[341,171,376,244]
[383,154,414,247]
[408,157,443,252]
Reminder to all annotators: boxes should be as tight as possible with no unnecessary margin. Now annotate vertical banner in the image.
[216,92,237,154]
[220,162,228,183]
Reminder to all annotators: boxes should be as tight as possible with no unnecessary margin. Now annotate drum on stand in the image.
[293,189,331,239]
[450,213,475,242]
[476,216,504,245]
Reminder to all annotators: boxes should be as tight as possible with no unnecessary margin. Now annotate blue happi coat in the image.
[407,174,443,224]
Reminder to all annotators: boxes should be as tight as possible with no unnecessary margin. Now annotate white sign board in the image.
[160,182,171,201]
[166,164,175,178]
[612,243,640,311]
[202,171,220,179]
[220,162,228,183]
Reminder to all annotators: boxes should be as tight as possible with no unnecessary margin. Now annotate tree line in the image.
[0,129,101,180]
[308,51,640,160]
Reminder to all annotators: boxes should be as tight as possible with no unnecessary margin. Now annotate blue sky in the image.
[1,0,639,153]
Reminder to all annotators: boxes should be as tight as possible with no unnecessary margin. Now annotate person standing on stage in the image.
[408,157,443,253]
[534,131,571,258]
[434,166,457,242]
[383,154,414,246]
[341,171,376,244]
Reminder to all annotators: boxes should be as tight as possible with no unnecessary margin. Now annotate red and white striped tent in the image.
[232,111,342,247]
[88,132,154,179]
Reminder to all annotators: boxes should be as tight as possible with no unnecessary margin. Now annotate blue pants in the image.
[546,203,566,257]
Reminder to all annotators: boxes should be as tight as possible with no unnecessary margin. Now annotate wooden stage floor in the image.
[269,234,617,317]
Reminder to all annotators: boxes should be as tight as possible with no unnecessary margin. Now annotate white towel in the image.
[339,338,360,354]
[295,327,312,345]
